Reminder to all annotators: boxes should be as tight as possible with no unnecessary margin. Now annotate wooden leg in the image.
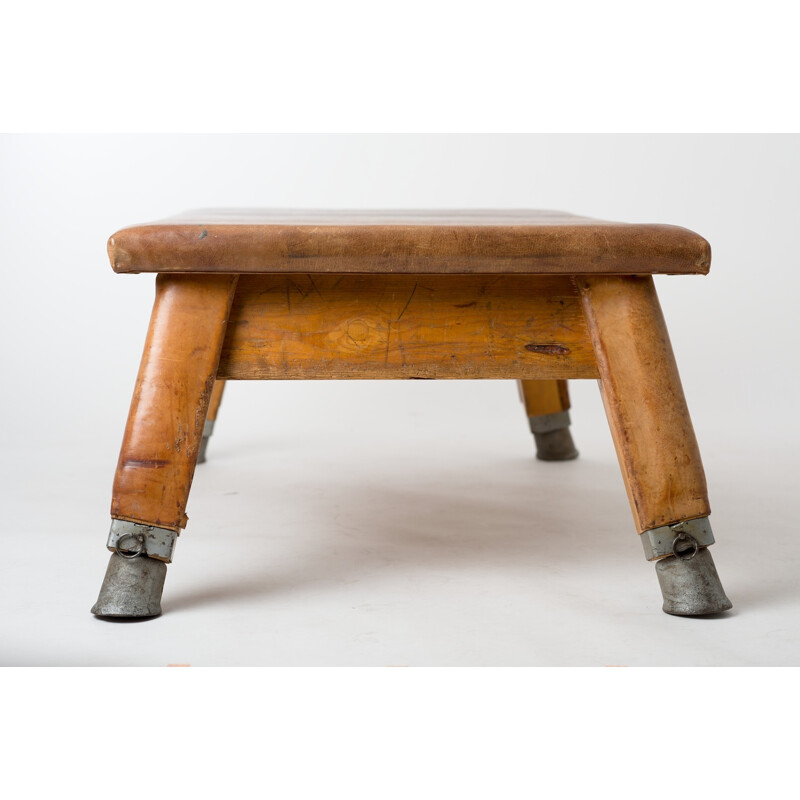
[517,380,578,461]
[578,277,708,531]
[578,276,730,615]
[208,379,226,421]
[110,274,238,530]
[197,379,226,463]
[93,274,238,618]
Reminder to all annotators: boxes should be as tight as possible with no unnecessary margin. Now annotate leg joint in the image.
[528,409,571,434]
[107,519,178,563]
[640,517,715,562]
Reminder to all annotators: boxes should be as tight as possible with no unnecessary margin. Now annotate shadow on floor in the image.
[166,456,654,613]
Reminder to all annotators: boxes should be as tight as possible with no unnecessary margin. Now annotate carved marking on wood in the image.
[218,274,599,380]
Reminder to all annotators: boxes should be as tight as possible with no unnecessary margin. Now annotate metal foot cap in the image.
[91,553,167,618]
[656,547,732,616]
[534,428,579,461]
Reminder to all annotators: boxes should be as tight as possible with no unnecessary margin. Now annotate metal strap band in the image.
[202,418,216,438]
[641,517,715,562]
[107,519,178,563]
[528,410,571,435]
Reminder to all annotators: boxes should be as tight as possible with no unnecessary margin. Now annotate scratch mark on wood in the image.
[307,275,322,297]
[525,343,570,355]
[395,282,418,321]
[288,280,309,299]
[384,322,392,364]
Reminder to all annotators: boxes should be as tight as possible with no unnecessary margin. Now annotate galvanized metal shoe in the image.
[656,547,732,616]
[641,517,732,616]
[91,553,167,618]
[529,411,579,461]
[91,520,178,619]
[533,427,579,461]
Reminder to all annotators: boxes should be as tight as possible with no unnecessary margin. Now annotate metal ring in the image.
[115,532,145,559]
[672,533,699,561]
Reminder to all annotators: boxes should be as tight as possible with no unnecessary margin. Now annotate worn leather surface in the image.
[108,209,711,275]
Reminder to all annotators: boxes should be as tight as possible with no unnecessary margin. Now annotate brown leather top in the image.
[108,209,710,275]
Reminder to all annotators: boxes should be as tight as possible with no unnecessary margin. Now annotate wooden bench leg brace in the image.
[579,276,731,615]
[92,274,238,617]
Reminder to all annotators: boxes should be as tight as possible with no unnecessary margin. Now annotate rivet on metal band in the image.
[640,517,715,562]
[106,519,178,563]
[528,410,571,435]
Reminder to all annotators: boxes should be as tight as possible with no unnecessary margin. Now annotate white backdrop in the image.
[1,134,798,666]
[2,134,798,444]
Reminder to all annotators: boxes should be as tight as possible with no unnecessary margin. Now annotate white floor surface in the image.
[2,379,797,666]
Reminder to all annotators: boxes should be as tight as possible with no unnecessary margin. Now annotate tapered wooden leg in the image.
[579,277,707,531]
[578,276,730,615]
[197,379,226,463]
[92,274,238,618]
[518,380,578,461]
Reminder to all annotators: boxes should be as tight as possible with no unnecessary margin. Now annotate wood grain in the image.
[519,380,571,417]
[579,276,710,532]
[217,275,599,380]
[111,274,238,531]
[108,209,711,276]
[206,379,226,422]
